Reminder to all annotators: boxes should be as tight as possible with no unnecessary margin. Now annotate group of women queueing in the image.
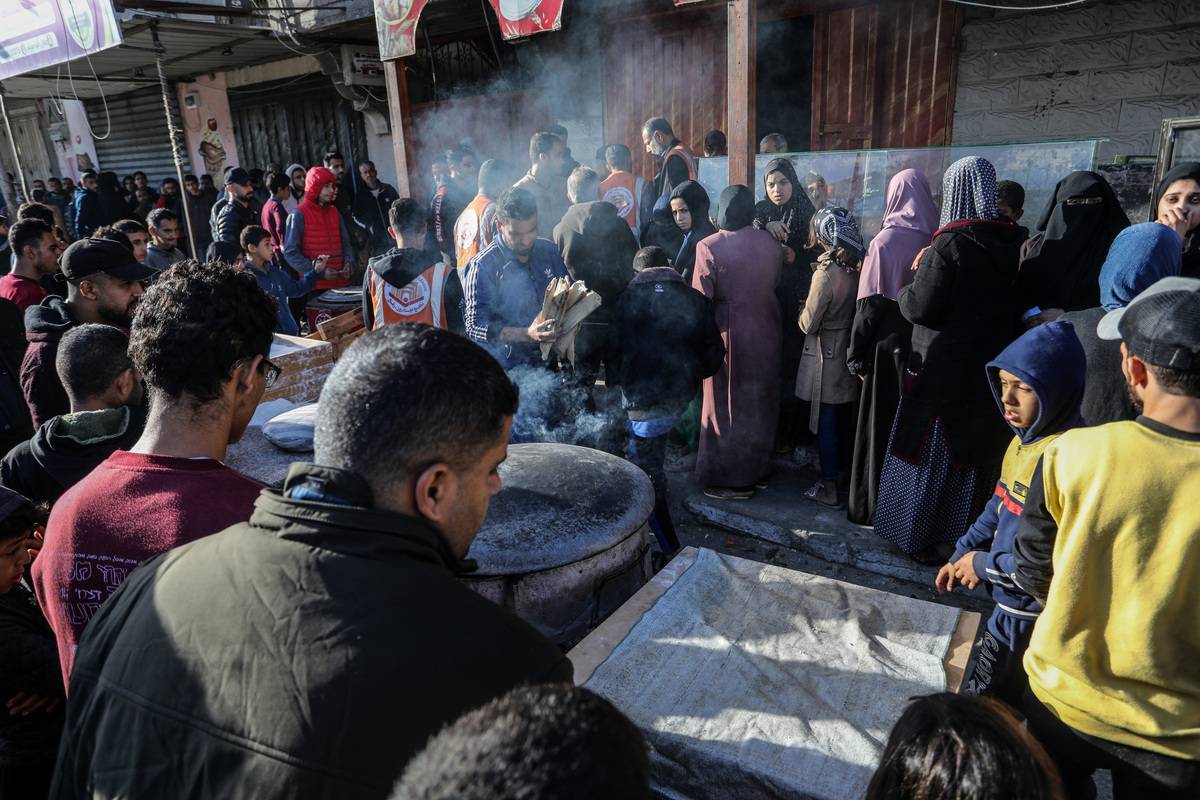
[673,153,1200,564]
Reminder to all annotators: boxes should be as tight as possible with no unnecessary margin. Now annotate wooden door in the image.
[602,5,728,180]
[811,5,879,151]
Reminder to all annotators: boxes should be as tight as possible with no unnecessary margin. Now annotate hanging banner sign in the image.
[487,0,566,41]
[374,0,430,61]
[0,0,123,80]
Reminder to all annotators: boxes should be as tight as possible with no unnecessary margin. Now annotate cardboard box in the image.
[264,334,335,404]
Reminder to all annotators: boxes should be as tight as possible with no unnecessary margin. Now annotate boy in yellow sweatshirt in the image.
[1012,277,1200,799]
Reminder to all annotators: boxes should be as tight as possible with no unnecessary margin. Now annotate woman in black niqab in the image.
[669,180,717,283]
[752,158,818,454]
[1018,170,1129,312]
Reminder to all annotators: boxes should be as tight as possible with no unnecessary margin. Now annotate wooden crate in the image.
[264,334,335,404]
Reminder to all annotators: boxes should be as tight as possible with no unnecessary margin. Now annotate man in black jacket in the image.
[212,168,257,245]
[1,324,144,507]
[351,160,401,258]
[50,324,571,800]
[608,246,724,555]
[554,166,638,390]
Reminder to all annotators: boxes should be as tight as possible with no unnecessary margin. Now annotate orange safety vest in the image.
[599,170,647,234]
[663,143,698,182]
[454,194,498,269]
[367,262,452,330]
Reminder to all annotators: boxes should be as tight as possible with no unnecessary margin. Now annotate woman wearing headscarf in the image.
[1152,161,1200,277]
[874,156,1024,562]
[846,169,938,525]
[669,180,717,284]
[797,207,865,507]
[1061,223,1182,426]
[753,157,818,456]
[1017,170,1129,313]
[692,185,784,500]
[286,163,306,211]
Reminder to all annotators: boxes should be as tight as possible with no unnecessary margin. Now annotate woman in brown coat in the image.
[797,207,865,507]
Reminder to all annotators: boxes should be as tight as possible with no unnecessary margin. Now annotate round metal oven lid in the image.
[467,443,655,576]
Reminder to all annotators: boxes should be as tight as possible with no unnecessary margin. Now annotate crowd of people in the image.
[0,113,1195,800]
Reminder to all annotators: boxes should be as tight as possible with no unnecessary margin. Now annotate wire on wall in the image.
[945,0,1089,11]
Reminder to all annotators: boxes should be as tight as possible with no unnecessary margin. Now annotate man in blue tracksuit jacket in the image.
[462,187,567,370]
[935,320,1086,708]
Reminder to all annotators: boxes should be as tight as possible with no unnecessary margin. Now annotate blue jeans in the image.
[817,403,849,482]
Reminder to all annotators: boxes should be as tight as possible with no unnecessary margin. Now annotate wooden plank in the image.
[384,60,414,197]
[726,0,756,186]
[315,307,365,342]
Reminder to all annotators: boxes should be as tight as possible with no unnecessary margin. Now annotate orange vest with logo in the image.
[454,194,498,269]
[663,144,697,182]
[600,171,647,234]
[367,262,452,329]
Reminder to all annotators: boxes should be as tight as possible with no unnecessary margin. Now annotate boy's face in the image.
[997,368,1038,429]
[0,533,32,594]
[997,200,1023,222]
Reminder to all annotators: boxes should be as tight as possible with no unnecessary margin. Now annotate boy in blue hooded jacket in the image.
[934,320,1086,707]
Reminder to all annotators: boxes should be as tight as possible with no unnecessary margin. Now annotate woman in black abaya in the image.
[669,181,717,284]
[753,157,818,455]
[1153,161,1200,278]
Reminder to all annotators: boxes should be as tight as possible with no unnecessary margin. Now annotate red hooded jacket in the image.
[298,166,348,289]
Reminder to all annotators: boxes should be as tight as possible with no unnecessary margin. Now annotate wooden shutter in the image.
[811,5,879,151]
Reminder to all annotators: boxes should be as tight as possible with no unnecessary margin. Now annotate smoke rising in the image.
[507,365,620,449]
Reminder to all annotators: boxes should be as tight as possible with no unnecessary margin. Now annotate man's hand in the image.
[934,563,957,593]
[766,221,789,242]
[7,692,60,716]
[26,526,43,563]
[313,254,329,275]
[527,318,558,343]
[1157,206,1192,242]
[953,552,981,590]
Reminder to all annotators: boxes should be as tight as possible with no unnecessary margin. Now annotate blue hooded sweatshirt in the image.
[950,320,1086,643]
[1099,222,1182,311]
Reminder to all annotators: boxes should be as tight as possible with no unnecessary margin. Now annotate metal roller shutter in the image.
[84,87,182,185]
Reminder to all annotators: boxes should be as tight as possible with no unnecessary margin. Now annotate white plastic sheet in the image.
[583,549,960,800]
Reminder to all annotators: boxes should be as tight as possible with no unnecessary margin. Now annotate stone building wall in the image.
[952,0,1200,162]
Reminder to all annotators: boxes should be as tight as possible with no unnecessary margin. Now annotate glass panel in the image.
[1169,127,1200,166]
[696,140,1101,243]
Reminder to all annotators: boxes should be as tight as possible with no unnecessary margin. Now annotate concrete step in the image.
[679,468,992,611]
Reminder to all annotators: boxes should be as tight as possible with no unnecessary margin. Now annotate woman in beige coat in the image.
[797,207,865,506]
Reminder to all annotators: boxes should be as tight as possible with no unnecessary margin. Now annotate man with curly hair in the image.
[31,260,277,686]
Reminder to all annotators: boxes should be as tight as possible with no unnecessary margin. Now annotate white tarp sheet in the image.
[582,548,961,799]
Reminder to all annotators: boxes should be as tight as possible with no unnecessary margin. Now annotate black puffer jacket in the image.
[896,220,1024,467]
[0,584,64,768]
[608,267,725,418]
[51,463,572,800]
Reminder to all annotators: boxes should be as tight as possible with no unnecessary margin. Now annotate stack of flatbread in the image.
[535,277,602,365]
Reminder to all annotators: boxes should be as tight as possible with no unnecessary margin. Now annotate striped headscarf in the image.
[939,156,999,228]
[813,206,865,258]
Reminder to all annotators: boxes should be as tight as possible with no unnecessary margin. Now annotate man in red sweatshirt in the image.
[0,219,61,312]
[282,166,355,291]
[32,261,278,686]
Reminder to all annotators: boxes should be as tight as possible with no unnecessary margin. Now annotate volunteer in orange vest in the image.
[363,197,464,333]
[599,144,650,241]
[454,158,515,273]
[641,117,697,252]
[283,165,355,291]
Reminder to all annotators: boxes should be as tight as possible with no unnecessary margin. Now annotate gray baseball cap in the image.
[1098,276,1200,370]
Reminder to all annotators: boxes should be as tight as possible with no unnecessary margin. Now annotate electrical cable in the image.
[946,0,1089,10]
[152,25,198,257]
[60,0,113,140]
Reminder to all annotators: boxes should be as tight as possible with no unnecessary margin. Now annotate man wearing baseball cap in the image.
[212,167,258,246]
[1013,276,1200,798]
[19,238,154,428]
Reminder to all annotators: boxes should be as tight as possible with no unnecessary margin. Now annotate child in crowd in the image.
[996,179,1025,226]
[935,320,1086,707]
[0,487,60,799]
[241,225,325,336]
[866,693,1064,800]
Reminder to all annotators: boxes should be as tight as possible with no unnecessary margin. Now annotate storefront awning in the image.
[0,15,303,100]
